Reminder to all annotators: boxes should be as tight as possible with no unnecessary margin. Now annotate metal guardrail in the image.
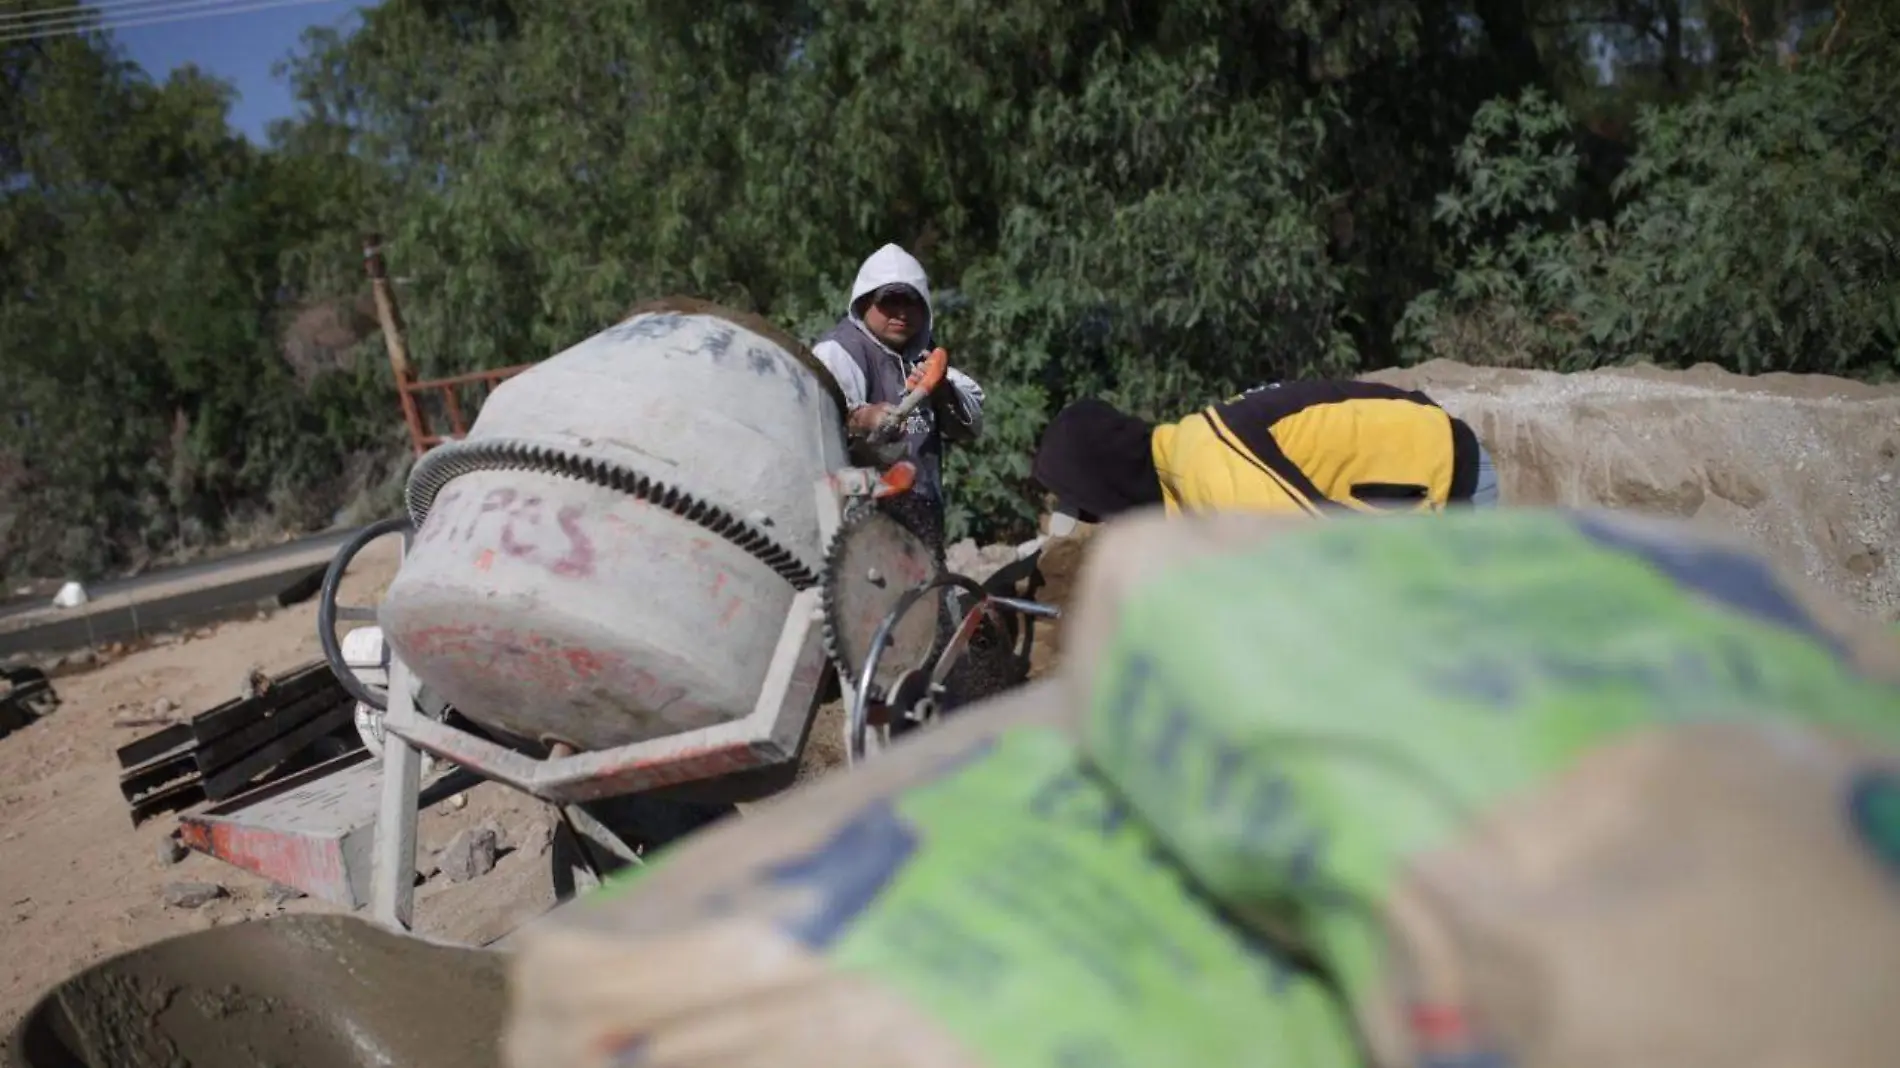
[398,364,534,454]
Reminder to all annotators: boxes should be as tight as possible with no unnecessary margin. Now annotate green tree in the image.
[1400,10,1899,376]
[0,26,394,579]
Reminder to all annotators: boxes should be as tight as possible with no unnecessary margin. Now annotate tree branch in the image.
[1715,0,1759,50]
[1821,1,1847,57]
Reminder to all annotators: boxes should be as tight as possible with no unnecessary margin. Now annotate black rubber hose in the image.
[317,515,413,712]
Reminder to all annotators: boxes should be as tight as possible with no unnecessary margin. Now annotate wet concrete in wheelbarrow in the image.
[7,913,507,1068]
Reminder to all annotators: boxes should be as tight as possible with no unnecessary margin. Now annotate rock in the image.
[481,819,512,853]
[437,827,498,883]
[240,665,272,700]
[1707,465,1768,508]
[448,792,469,810]
[945,538,1026,583]
[156,834,188,866]
[266,883,307,905]
[945,538,983,573]
[163,882,227,909]
[521,819,554,857]
[151,696,178,716]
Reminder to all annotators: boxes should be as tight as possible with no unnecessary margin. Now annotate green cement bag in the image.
[508,683,1358,1068]
[1064,507,1900,1067]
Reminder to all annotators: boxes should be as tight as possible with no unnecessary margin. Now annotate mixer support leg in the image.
[370,657,422,931]
[562,804,644,872]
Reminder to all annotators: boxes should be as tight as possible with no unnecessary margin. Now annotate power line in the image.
[0,0,228,27]
[0,0,350,37]
[0,0,353,45]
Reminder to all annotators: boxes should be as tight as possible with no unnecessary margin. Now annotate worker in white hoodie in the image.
[811,244,986,552]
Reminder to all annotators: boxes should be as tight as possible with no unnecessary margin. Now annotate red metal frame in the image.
[400,364,534,455]
[378,585,831,805]
[176,749,380,908]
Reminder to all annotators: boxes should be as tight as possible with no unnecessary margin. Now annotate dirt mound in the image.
[1365,359,1900,621]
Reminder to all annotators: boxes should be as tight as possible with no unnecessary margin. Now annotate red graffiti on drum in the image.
[417,487,597,579]
[403,622,692,714]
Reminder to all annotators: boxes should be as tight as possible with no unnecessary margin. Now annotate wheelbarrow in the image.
[5,914,506,1068]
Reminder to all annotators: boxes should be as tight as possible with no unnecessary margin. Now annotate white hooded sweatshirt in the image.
[811,244,985,438]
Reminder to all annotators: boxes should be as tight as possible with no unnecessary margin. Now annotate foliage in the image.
[946,48,1360,538]
[0,0,1890,579]
[0,34,397,579]
[1400,13,1900,375]
[1395,87,1607,368]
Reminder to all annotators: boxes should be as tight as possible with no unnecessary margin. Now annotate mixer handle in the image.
[904,347,950,397]
[870,347,949,443]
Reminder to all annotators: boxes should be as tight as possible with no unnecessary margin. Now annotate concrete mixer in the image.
[270,298,1057,931]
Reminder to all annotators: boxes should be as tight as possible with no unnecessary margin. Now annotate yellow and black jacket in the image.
[1150,381,1481,516]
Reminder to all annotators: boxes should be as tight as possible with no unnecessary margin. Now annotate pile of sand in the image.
[1366,360,1900,621]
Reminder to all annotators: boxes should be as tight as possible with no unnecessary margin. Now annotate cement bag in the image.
[1062,506,1900,1068]
[505,679,1359,1068]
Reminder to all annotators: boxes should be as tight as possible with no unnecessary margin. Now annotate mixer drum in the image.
[379,302,848,753]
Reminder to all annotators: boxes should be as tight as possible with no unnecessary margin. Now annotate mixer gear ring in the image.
[406,437,820,590]
[820,509,943,698]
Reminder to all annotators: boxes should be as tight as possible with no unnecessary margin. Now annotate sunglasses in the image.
[872,287,924,314]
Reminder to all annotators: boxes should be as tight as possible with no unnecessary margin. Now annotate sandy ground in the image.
[0,540,564,1034]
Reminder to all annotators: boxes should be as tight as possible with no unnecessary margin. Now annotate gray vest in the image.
[818,319,947,505]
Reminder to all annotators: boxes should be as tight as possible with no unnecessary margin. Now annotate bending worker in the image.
[1032,380,1498,523]
[812,243,985,553]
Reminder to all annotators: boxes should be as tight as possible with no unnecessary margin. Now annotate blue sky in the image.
[115,0,380,142]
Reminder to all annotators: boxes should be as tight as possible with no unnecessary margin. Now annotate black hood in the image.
[1031,399,1163,522]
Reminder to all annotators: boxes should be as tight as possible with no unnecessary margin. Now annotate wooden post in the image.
[362,234,429,454]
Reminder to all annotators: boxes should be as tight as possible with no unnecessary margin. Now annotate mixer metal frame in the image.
[195,460,1037,929]
[370,590,828,805]
[348,469,884,930]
